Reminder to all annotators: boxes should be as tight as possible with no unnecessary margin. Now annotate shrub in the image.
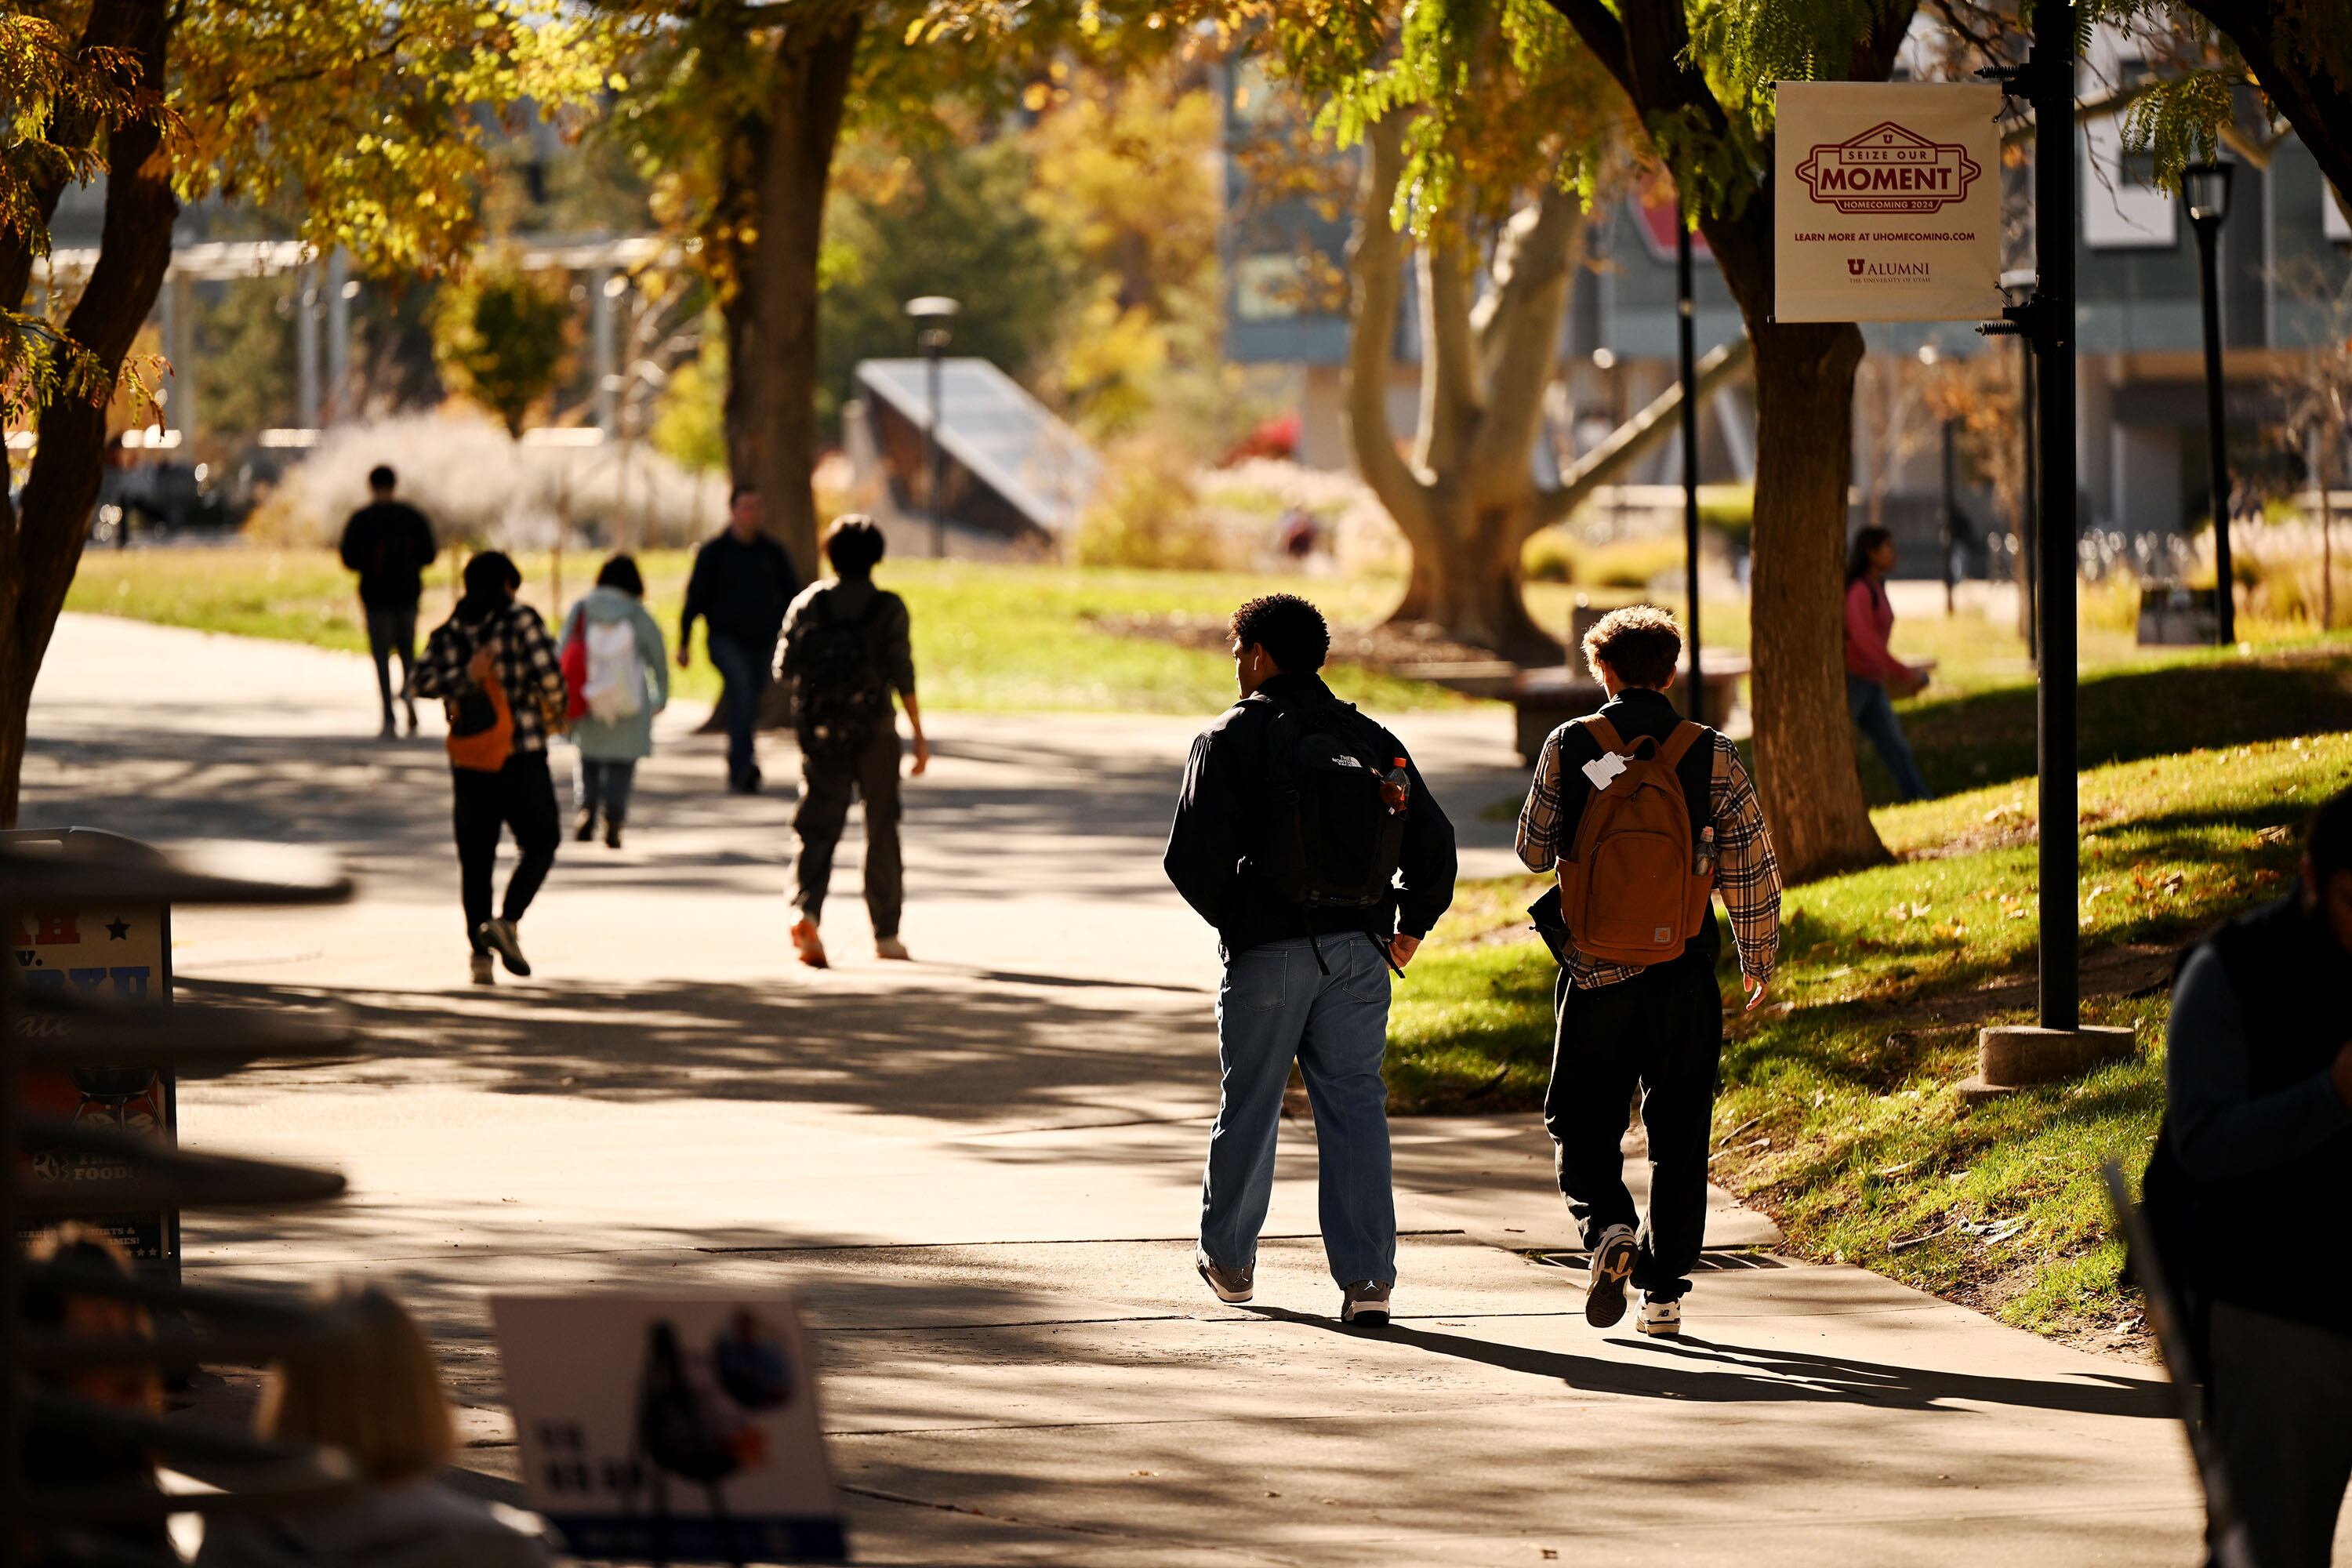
[1523,528,1584,583]
[1075,438,1232,570]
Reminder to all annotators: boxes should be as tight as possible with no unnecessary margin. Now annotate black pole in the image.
[2031,0,2079,1033]
[2194,216,2235,644]
[925,343,946,560]
[2020,332,2040,665]
[1940,416,1958,615]
[1676,196,1702,715]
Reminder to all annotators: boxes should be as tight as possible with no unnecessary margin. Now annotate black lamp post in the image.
[905,295,960,559]
[1675,195,1701,713]
[2184,160,2236,644]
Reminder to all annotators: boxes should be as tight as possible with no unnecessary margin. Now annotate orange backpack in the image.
[444,633,514,774]
[1556,716,1715,966]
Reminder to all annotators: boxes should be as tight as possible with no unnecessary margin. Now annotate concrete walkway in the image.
[25,612,2215,1565]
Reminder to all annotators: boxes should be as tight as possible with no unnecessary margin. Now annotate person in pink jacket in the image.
[1843,526,1933,801]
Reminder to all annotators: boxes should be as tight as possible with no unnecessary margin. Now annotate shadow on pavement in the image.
[1244,1307,2172,1420]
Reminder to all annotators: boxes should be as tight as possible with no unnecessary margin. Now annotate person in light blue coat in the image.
[559,555,669,849]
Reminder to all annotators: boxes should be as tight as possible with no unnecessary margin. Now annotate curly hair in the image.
[1229,593,1330,673]
[1581,604,1682,688]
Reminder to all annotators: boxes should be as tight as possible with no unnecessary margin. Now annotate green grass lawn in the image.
[1391,728,2352,1345]
[63,547,1470,716]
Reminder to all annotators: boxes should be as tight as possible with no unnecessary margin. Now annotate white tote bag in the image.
[583,619,643,722]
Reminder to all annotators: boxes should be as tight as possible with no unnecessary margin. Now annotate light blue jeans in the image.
[1200,932,1396,1288]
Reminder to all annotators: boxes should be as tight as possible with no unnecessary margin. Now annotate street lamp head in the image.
[1590,347,1617,372]
[905,295,961,321]
[1916,343,1940,367]
[2183,161,2233,228]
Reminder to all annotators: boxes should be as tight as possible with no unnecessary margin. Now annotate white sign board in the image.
[1774,82,2003,322]
[493,1292,848,1563]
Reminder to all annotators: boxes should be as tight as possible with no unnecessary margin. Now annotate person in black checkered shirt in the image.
[412,551,569,985]
[1512,604,1780,1341]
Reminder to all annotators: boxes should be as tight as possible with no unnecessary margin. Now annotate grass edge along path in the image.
[1388,729,2352,1350]
[62,547,1475,717]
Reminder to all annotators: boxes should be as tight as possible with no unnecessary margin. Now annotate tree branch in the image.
[1467,183,1582,492]
[1528,336,1754,534]
[1417,214,1479,477]
[1345,114,1428,535]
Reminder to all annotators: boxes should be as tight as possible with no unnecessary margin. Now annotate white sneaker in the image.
[1637,1294,1682,1337]
[469,953,495,986]
[1584,1224,1639,1329]
[1341,1279,1392,1327]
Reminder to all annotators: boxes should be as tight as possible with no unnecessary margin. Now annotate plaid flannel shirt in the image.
[1515,720,1781,991]
[411,604,568,754]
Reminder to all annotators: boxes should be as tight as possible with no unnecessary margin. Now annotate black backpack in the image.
[1258,693,1410,916]
[789,590,891,757]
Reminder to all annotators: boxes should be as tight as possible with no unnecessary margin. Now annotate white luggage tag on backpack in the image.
[1581,751,1628,791]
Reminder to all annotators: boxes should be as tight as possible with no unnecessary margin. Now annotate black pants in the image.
[365,601,419,728]
[791,726,902,939]
[452,752,559,953]
[1543,949,1723,1301]
[2209,1302,2352,1568]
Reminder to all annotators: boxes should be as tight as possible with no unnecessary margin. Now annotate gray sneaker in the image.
[1195,1247,1254,1304]
[1341,1279,1392,1327]
[478,918,532,978]
[1584,1224,1639,1329]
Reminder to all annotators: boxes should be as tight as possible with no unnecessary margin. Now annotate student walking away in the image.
[194,1283,554,1568]
[1515,605,1779,1339]
[1165,594,1457,1327]
[678,485,801,793]
[338,463,438,739]
[412,552,568,985]
[2161,786,2352,1568]
[780,515,927,967]
[1843,525,1933,802]
[559,555,670,850]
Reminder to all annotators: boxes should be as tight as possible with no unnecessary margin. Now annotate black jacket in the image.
[1164,670,1457,957]
[338,501,437,609]
[681,530,802,652]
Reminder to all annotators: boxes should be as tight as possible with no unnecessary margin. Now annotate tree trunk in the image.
[720,8,861,583]
[0,0,176,827]
[1747,324,1886,880]
[1394,496,1559,661]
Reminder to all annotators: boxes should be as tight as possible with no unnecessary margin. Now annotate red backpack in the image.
[1556,716,1715,966]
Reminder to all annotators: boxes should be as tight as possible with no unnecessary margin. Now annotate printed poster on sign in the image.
[493,1291,849,1564]
[10,893,177,1269]
[1774,81,2002,323]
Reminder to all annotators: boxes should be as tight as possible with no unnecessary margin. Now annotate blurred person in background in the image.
[679,485,800,794]
[780,515,927,967]
[559,554,669,850]
[1842,526,1933,802]
[339,464,438,740]
[195,1283,553,1567]
[412,551,568,985]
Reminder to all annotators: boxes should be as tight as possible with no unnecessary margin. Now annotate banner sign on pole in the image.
[1774,82,2002,323]
[495,1291,849,1563]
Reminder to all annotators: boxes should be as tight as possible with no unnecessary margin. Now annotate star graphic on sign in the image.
[105,917,131,941]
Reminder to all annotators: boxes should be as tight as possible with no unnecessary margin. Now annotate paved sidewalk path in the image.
[26,613,2214,1565]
